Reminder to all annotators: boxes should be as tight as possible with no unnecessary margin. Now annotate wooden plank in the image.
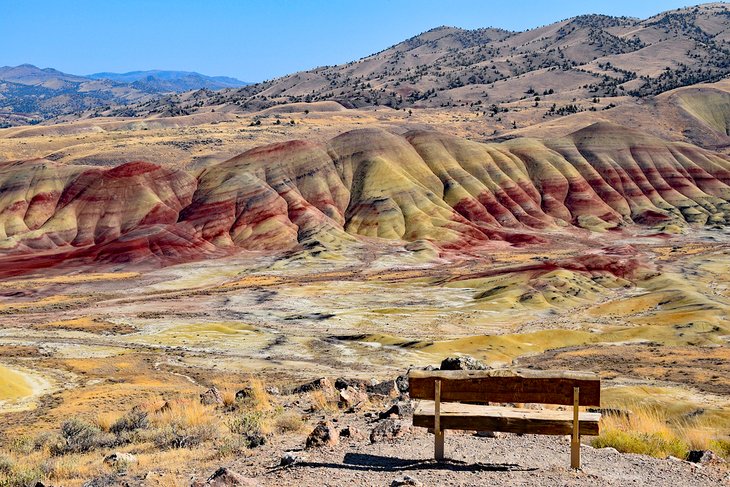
[571,387,581,469]
[413,401,601,436]
[408,369,600,406]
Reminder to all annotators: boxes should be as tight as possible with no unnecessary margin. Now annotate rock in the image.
[200,386,224,405]
[339,386,368,410]
[391,475,421,486]
[280,452,297,467]
[103,452,137,467]
[204,467,257,486]
[395,374,409,393]
[235,387,253,401]
[339,426,365,441]
[370,419,409,443]
[440,355,490,371]
[334,377,371,391]
[378,401,413,419]
[245,433,266,448]
[687,450,725,464]
[305,421,339,448]
[294,377,334,394]
[367,380,398,398]
[474,431,503,438]
[265,386,280,395]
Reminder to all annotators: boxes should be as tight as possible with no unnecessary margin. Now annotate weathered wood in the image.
[413,401,601,436]
[571,387,581,469]
[408,369,600,406]
[434,380,444,460]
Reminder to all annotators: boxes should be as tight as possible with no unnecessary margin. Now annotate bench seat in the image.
[414,400,601,436]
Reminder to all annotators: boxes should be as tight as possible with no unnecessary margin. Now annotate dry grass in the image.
[94,412,121,433]
[592,404,730,460]
[308,389,339,414]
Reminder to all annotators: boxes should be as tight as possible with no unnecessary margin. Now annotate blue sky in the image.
[2,1,703,82]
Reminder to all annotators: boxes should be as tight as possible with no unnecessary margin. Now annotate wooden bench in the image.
[409,369,601,469]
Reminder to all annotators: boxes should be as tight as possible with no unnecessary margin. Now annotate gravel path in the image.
[219,426,729,487]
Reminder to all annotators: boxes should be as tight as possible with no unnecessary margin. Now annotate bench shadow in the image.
[289,452,535,473]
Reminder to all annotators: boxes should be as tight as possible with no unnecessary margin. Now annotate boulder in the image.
[305,421,339,448]
[367,380,399,398]
[440,355,489,371]
[200,386,224,406]
[203,467,258,486]
[339,386,368,410]
[395,374,409,393]
[334,377,372,391]
[687,450,725,464]
[294,377,334,394]
[378,401,413,419]
[370,419,409,443]
[102,452,137,467]
[339,426,365,441]
[280,452,297,467]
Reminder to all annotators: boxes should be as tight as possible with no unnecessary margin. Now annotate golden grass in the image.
[152,398,216,430]
[0,366,32,401]
[593,403,730,460]
[94,412,121,433]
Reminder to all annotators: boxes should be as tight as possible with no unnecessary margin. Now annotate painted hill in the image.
[1,123,728,276]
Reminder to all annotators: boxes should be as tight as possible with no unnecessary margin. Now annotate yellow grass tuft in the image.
[94,412,121,433]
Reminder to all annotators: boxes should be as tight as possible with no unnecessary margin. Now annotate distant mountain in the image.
[103,3,730,117]
[88,70,250,91]
[0,65,249,126]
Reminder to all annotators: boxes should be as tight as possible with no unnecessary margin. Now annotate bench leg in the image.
[571,386,580,469]
[435,430,444,461]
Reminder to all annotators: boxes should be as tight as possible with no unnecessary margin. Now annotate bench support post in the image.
[434,379,444,461]
[571,386,580,469]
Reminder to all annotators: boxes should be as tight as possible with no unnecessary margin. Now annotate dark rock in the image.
[378,401,413,419]
[306,421,339,448]
[440,355,490,371]
[200,386,224,405]
[334,377,371,391]
[235,387,253,401]
[245,433,266,448]
[367,380,398,398]
[294,377,334,394]
[687,450,725,464]
[370,419,409,443]
[280,452,297,466]
[395,374,409,393]
[391,475,422,486]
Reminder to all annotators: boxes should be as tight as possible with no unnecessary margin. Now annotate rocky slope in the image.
[1,122,729,275]
[99,3,730,117]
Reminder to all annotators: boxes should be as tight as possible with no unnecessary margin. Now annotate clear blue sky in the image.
[2,0,704,82]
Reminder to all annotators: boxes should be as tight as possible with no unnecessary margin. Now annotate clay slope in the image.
[1,123,730,274]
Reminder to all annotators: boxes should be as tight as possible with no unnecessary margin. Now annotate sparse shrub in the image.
[50,418,114,455]
[110,408,149,435]
[226,410,265,437]
[94,412,120,433]
[274,411,304,434]
[0,463,45,487]
[149,399,217,449]
[0,454,13,475]
[6,436,34,455]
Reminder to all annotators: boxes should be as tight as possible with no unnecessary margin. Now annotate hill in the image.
[93,3,730,120]
[0,65,248,126]
[1,122,728,275]
[88,70,250,91]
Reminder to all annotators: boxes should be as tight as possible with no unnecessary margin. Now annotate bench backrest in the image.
[408,369,600,406]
